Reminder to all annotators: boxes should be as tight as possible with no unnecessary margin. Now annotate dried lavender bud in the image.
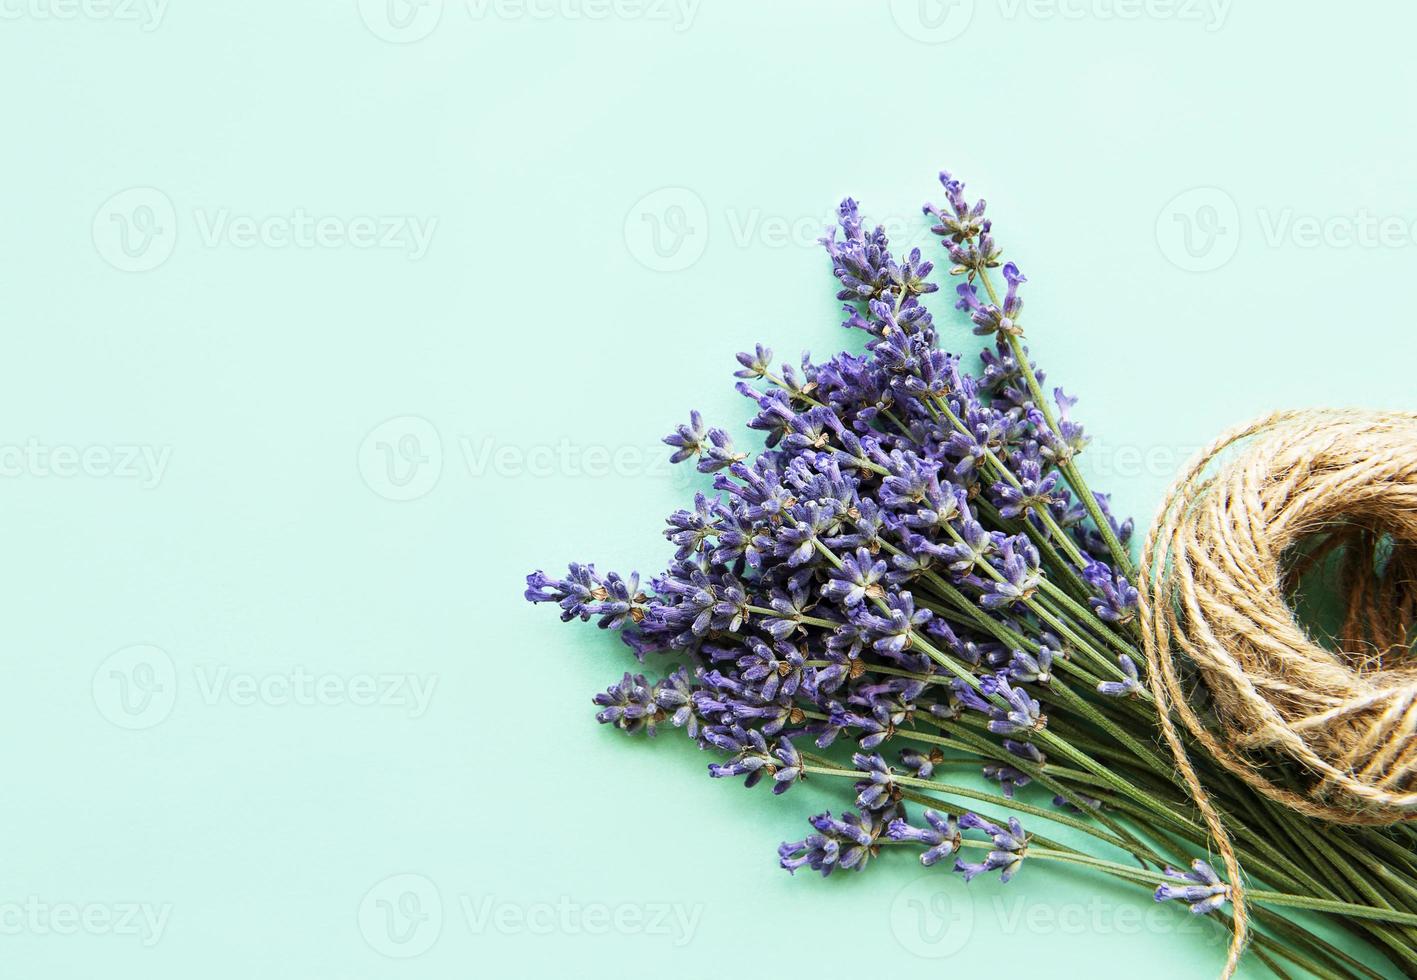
[954,813,1030,883]
[1155,861,1231,915]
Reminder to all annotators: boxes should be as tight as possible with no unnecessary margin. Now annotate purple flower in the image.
[697,428,747,474]
[663,411,708,464]
[982,762,1031,798]
[854,591,931,658]
[1003,739,1046,766]
[976,674,1045,736]
[653,667,702,738]
[1097,654,1144,698]
[823,548,888,607]
[734,344,774,380]
[707,725,775,789]
[1083,560,1140,625]
[888,810,961,866]
[978,536,1041,610]
[1001,262,1026,317]
[941,519,997,576]
[524,563,625,624]
[851,752,900,811]
[1053,793,1102,812]
[954,813,1029,883]
[737,637,806,700]
[664,493,721,561]
[593,672,660,735]
[1154,861,1231,915]
[772,737,805,795]
[1039,387,1088,463]
[1005,646,1054,686]
[924,170,987,244]
[991,459,1062,521]
[899,746,943,779]
[779,809,888,877]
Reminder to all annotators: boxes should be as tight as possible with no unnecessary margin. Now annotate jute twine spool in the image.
[1139,409,1417,976]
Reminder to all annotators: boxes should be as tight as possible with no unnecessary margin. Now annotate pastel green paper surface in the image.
[1,1,1413,976]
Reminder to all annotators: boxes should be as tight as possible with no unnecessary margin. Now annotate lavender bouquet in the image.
[525,172,1417,978]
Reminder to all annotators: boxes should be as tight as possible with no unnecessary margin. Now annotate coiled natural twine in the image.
[1142,408,1417,823]
[1139,409,1417,976]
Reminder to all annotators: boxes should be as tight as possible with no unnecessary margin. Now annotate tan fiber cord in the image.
[1138,409,1417,978]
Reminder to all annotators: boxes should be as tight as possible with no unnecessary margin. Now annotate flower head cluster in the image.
[526,170,1144,882]
[887,809,961,866]
[778,808,892,877]
[1154,860,1232,915]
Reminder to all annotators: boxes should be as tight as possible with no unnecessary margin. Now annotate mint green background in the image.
[2,2,1414,977]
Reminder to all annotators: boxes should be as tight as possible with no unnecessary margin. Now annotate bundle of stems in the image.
[525,171,1416,978]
